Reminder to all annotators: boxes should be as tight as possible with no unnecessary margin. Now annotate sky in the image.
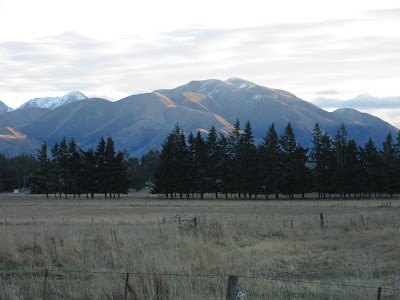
[1,0,400,125]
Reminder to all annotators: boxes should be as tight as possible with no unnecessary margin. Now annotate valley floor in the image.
[1,193,400,299]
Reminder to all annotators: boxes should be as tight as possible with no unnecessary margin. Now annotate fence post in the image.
[43,269,49,300]
[320,213,324,231]
[124,272,130,299]
[377,287,382,300]
[193,217,197,235]
[226,275,239,300]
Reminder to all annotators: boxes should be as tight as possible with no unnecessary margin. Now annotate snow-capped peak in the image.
[17,91,88,110]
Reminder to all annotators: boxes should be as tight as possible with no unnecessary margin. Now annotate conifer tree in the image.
[206,126,220,198]
[30,143,51,197]
[227,120,242,198]
[381,133,398,196]
[241,121,259,199]
[80,148,96,198]
[95,137,107,197]
[280,123,298,199]
[260,123,281,199]
[105,136,116,198]
[194,131,208,199]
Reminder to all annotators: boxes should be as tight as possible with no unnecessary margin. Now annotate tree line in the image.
[153,121,400,199]
[30,137,160,198]
[0,153,36,193]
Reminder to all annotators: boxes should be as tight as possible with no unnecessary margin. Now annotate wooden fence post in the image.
[377,287,382,300]
[193,217,197,235]
[43,269,49,300]
[320,213,324,231]
[124,272,130,299]
[226,275,239,300]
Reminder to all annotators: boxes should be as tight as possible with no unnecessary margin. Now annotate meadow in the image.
[0,193,400,299]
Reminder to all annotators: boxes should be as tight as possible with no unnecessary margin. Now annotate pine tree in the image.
[260,123,281,199]
[153,125,187,198]
[381,133,398,196]
[80,147,96,198]
[105,136,116,198]
[58,137,69,198]
[332,124,348,197]
[241,121,259,199]
[50,142,61,197]
[280,123,298,199]
[217,135,231,199]
[140,150,160,185]
[227,120,242,198]
[127,157,146,191]
[30,143,51,197]
[194,131,208,199]
[114,151,130,197]
[359,138,381,197]
[206,126,220,198]
[310,124,334,198]
[95,137,107,197]
[68,139,81,198]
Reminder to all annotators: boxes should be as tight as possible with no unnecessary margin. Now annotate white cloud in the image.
[0,0,399,126]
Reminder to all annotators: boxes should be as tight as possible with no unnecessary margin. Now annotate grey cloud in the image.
[317,90,340,95]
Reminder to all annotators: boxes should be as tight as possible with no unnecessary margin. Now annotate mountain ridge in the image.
[0,78,398,158]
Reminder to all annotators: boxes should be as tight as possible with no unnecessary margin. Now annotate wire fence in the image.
[1,267,398,299]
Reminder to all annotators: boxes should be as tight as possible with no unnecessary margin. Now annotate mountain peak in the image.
[17,91,88,110]
[226,77,255,88]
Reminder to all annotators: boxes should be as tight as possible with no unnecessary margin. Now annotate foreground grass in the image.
[0,193,400,299]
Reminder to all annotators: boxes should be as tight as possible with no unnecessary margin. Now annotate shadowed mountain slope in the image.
[0,78,398,157]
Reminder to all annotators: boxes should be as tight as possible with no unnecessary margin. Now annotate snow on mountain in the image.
[0,100,13,114]
[17,91,88,110]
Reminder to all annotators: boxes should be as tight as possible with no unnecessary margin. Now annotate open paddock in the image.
[1,193,400,299]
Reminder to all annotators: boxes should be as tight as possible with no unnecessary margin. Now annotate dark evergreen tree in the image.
[105,136,116,198]
[30,143,51,197]
[114,151,130,197]
[68,139,82,198]
[280,123,298,199]
[153,125,188,198]
[95,137,107,197]
[206,126,220,198]
[310,124,334,198]
[227,120,242,198]
[241,121,259,199]
[127,157,146,191]
[381,133,398,196]
[217,135,231,199]
[80,148,96,198]
[359,139,382,197]
[344,139,360,197]
[140,149,160,184]
[260,123,282,199]
[58,137,69,198]
[332,124,348,197]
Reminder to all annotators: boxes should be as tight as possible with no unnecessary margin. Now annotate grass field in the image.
[1,193,400,299]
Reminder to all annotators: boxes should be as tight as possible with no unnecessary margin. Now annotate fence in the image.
[0,268,396,299]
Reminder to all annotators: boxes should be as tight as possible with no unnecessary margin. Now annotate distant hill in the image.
[0,127,42,157]
[0,100,13,114]
[313,94,400,109]
[16,91,88,110]
[0,79,398,157]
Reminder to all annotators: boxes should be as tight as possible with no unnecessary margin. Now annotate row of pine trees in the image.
[0,154,36,193]
[31,137,130,198]
[153,121,400,199]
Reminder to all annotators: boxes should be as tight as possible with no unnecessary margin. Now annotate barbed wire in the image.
[1,268,399,291]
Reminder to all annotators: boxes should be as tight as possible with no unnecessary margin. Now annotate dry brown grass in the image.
[1,193,400,299]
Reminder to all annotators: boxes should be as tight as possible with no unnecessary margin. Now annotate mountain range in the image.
[313,94,400,109]
[0,78,398,158]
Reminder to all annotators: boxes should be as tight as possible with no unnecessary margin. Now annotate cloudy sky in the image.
[1,0,399,124]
